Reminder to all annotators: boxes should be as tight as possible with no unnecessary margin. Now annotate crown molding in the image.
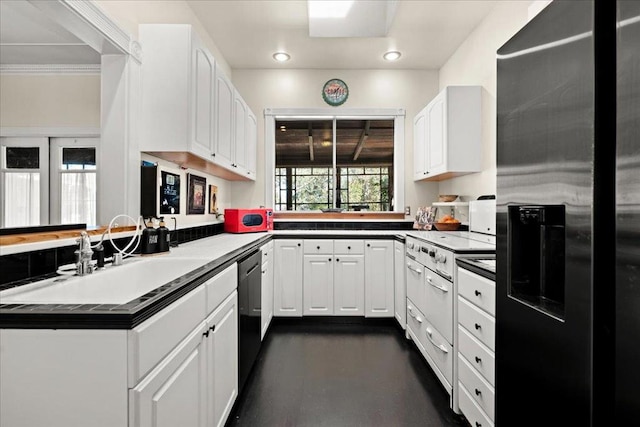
[0,64,101,75]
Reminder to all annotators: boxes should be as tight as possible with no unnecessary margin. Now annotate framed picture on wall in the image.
[187,173,206,215]
[160,171,180,215]
[209,185,218,214]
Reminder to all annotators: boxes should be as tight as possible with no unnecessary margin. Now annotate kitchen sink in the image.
[0,257,209,305]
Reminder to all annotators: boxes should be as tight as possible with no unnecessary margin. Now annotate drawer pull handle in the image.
[407,264,422,274]
[425,328,449,353]
[475,388,482,396]
[476,423,482,427]
[475,290,481,296]
[407,307,423,323]
[427,276,448,292]
[348,246,351,250]
[475,323,482,330]
[336,258,339,262]
[475,356,482,364]
[203,330,210,338]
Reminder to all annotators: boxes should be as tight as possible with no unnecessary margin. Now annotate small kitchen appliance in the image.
[224,208,273,233]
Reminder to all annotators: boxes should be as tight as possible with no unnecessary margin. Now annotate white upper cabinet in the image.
[414,86,482,181]
[246,110,257,178]
[139,24,256,182]
[214,65,234,170]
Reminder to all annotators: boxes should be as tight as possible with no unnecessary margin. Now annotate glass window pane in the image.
[5,147,39,169]
[4,172,40,227]
[62,148,96,170]
[60,173,96,225]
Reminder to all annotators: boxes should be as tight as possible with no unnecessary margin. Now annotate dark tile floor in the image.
[227,319,467,427]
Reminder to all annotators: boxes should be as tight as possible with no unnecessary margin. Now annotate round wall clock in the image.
[322,78,349,106]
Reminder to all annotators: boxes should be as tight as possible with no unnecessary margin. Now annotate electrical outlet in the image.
[404,206,411,216]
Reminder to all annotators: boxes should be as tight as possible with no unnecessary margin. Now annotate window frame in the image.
[265,108,405,212]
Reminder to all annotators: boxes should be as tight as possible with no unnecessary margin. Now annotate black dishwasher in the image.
[237,249,262,394]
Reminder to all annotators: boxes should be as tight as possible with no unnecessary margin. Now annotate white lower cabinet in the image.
[455,265,496,427]
[364,240,395,317]
[303,255,334,315]
[394,241,406,328]
[205,292,238,427]
[334,254,365,316]
[261,242,274,340]
[274,239,303,316]
[130,322,208,427]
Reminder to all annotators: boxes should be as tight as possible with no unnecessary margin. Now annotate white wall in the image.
[231,68,440,213]
[437,1,532,199]
[0,75,100,127]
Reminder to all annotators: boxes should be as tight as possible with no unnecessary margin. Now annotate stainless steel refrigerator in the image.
[496,0,639,424]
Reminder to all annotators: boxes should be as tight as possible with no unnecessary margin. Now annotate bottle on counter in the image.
[157,217,170,253]
[141,218,159,254]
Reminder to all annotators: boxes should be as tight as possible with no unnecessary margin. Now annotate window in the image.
[273,115,400,211]
[0,137,98,228]
[0,137,49,227]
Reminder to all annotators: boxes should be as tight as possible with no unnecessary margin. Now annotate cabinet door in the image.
[394,241,406,329]
[246,110,257,179]
[130,322,207,427]
[205,292,238,427]
[334,254,365,316]
[303,255,334,315]
[426,93,446,175]
[274,240,303,316]
[214,65,234,169]
[233,91,247,172]
[364,240,395,317]
[190,36,213,160]
[413,107,427,180]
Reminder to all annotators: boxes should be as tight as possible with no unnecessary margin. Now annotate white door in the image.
[191,37,214,160]
[394,241,406,329]
[364,240,395,317]
[205,292,238,427]
[130,322,207,427]
[213,65,234,169]
[274,240,303,316]
[413,108,427,180]
[303,255,334,315]
[334,254,365,316]
[426,93,446,175]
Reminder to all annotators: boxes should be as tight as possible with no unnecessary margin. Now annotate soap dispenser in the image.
[157,217,170,253]
[141,217,159,255]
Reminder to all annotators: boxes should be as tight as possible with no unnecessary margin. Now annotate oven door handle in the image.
[435,267,452,280]
[426,275,448,292]
[406,263,422,274]
[407,306,423,323]
[425,328,449,353]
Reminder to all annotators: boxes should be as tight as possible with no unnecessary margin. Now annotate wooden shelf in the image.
[0,225,137,246]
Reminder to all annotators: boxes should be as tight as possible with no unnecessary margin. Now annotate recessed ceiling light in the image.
[273,52,291,62]
[383,51,401,61]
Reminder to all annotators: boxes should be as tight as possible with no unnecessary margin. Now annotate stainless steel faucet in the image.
[75,231,94,276]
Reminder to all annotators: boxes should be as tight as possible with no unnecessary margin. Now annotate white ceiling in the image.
[0,0,100,65]
[187,0,500,70]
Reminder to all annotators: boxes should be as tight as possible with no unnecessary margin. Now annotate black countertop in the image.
[456,254,496,281]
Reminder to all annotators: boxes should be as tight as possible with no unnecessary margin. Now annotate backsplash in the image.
[0,223,225,289]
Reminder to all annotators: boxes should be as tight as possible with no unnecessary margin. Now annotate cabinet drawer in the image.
[458,296,495,351]
[422,319,453,385]
[458,267,495,316]
[128,286,206,386]
[458,354,495,420]
[206,263,238,315]
[423,269,453,344]
[459,382,494,427]
[334,240,364,254]
[458,325,495,386]
[260,241,273,261]
[303,239,334,254]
